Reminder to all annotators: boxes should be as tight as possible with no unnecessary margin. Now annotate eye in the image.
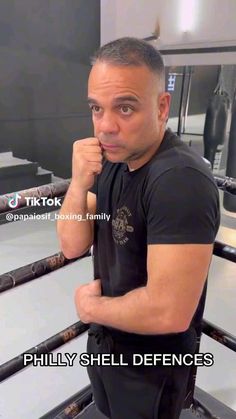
[90,105,101,114]
[120,105,133,115]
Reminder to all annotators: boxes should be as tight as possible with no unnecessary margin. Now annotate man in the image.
[57,38,220,419]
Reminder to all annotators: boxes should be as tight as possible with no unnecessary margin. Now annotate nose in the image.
[96,112,119,135]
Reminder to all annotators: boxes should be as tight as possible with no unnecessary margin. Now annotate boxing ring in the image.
[0,177,236,418]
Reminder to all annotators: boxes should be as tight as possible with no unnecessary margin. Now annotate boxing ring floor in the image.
[0,196,236,418]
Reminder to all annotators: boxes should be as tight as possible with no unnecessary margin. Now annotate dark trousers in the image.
[86,325,197,419]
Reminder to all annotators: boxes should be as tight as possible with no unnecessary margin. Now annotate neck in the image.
[127,128,166,171]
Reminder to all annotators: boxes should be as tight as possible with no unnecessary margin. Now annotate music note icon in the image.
[8,193,21,209]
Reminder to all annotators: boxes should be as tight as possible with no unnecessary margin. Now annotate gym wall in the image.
[0,0,100,179]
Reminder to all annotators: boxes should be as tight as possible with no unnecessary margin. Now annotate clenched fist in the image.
[74,279,102,323]
[72,137,103,191]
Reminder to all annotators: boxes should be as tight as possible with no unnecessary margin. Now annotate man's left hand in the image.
[74,279,102,323]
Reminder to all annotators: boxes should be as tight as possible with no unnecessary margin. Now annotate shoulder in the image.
[145,130,217,192]
[142,133,220,221]
[144,166,220,245]
[143,164,219,213]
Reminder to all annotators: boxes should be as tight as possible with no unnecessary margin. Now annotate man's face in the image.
[88,61,170,169]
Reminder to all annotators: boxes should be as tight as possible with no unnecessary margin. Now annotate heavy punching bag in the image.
[203,67,230,171]
[223,90,236,212]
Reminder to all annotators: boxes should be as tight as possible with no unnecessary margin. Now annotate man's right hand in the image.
[71,138,103,191]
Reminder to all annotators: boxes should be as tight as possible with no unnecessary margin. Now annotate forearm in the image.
[57,182,93,258]
[89,287,174,335]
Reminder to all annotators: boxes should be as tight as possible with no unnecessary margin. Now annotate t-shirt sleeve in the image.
[145,167,220,244]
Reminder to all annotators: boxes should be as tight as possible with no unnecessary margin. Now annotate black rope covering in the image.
[202,319,236,352]
[0,250,90,293]
[0,321,89,383]
[0,179,70,214]
[0,174,235,215]
[40,388,222,419]
[39,385,93,419]
[213,241,236,263]
[0,239,233,295]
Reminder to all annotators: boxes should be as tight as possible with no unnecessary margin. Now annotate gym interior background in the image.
[0,0,235,418]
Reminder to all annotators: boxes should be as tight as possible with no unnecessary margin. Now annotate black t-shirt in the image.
[90,129,220,339]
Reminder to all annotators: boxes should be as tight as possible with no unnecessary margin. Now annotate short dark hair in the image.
[91,37,165,91]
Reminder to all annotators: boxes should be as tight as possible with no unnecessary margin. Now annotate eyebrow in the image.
[87,95,140,105]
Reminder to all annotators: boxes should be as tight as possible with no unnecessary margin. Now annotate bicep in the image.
[146,243,213,329]
[143,168,218,329]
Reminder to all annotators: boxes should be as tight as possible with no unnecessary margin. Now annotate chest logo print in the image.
[112,206,134,245]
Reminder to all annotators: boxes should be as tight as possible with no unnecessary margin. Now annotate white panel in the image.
[100,0,117,45]
[114,0,157,40]
[101,0,236,47]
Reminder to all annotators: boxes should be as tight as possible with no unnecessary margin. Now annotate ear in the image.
[158,92,171,122]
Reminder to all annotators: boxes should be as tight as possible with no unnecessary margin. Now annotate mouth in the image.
[101,144,120,150]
